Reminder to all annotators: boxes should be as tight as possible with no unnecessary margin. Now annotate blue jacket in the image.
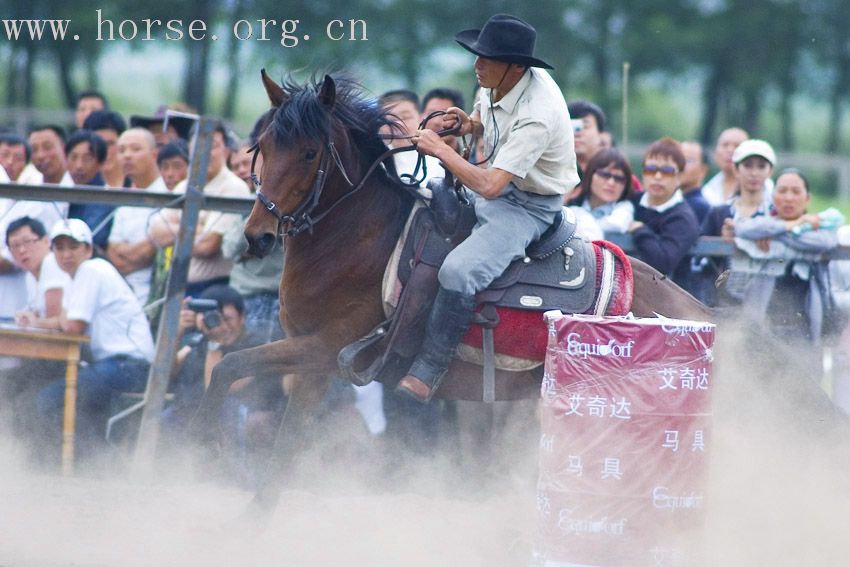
[683,188,711,224]
[631,197,700,277]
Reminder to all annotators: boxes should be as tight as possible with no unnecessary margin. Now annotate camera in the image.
[187,298,222,329]
[571,118,584,133]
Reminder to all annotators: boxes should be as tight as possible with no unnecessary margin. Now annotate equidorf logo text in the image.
[557,508,627,536]
[565,332,634,359]
[660,322,713,337]
[652,486,704,511]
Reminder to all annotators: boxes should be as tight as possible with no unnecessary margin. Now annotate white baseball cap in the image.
[50,218,93,245]
[732,139,776,167]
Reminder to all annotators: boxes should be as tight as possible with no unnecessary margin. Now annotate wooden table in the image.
[0,324,89,475]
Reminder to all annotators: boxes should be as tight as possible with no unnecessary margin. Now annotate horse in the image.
[190,71,713,518]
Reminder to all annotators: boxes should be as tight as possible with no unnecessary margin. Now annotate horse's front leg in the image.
[188,334,335,447]
[248,372,332,515]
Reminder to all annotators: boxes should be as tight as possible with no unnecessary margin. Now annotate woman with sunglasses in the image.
[567,148,635,234]
[627,137,700,280]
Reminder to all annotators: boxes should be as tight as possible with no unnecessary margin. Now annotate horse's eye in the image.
[305,149,317,161]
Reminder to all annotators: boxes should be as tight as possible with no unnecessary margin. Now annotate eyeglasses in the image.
[643,164,678,176]
[595,169,627,185]
[8,237,42,251]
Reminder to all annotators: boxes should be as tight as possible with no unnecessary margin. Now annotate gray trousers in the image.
[438,184,564,295]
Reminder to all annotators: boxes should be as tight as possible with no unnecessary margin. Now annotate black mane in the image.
[269,74,397,169]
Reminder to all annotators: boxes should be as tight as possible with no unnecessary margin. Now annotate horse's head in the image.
[244,70,392,257]
[243,71,332,256]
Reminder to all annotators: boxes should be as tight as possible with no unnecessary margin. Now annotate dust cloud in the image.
[1,323,849,567]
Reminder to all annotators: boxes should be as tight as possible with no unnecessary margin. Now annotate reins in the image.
[250,110,460,237]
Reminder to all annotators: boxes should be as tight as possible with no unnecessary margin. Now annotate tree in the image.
[808,0,850,153]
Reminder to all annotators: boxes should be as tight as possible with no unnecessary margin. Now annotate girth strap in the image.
[473,305,499,404]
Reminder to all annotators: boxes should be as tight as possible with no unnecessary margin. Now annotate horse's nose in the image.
[246,231,277,258]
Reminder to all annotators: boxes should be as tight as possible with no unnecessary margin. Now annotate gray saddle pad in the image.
[477,236,598,313]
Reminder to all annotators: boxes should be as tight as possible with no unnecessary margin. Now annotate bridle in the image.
[250,110,460,237]
[250,143,334,237]
[250,138,410,237]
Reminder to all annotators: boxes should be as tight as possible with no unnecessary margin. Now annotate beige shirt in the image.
[476,67,579,196]
[174,166,251,283]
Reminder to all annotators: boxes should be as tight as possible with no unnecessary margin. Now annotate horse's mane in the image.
[269,74,399,175]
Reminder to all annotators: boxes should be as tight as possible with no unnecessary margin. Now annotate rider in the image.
[397,14,579,402]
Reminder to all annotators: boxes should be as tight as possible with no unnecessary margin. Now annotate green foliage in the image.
[810,191,850,219]
[1,0,849,161]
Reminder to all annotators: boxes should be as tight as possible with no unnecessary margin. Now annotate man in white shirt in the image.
[148,122,250,296]
[37,219,155,463]
[28,126,73,187]
[107,128,166,305]
[2,216,70,454]
[5,216,69,325]
[398,14,579,401]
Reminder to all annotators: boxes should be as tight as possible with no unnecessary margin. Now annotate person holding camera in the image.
[163,285,285,479]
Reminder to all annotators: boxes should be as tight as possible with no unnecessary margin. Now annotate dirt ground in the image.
[1,326,849,567]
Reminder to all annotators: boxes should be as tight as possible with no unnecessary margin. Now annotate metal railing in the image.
[2,181,847,260]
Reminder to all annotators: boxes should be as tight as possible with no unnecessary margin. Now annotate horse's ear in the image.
[318,75,336,109]
[261,68,287,108]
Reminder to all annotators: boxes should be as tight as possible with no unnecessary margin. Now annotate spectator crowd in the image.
[1,80,849,482]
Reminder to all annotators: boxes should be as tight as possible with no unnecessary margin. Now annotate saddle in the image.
[338,176,620,390]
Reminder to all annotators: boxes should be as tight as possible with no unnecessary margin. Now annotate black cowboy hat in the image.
[455,14,553,70]
[129,105,197,140]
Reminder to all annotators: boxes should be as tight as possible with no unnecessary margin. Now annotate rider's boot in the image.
[396,286,476,402]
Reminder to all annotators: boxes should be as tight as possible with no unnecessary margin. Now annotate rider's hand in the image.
[445,107,472,136]
[411,129,446,157]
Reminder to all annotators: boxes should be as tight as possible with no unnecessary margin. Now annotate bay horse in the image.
[190,71,712,517]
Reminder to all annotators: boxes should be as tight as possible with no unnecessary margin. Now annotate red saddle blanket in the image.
[461,240,634,362]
